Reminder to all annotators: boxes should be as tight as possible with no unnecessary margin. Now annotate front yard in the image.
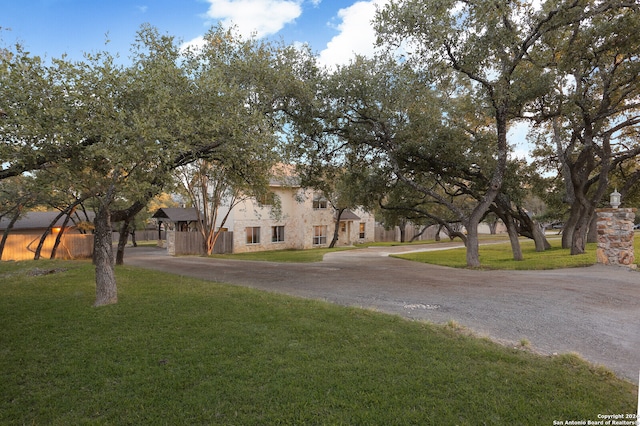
[0,260,636,424]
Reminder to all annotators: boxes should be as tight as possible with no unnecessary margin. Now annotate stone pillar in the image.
[596,208,636,268]
[166,230,176,256]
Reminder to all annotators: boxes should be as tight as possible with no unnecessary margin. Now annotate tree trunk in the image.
[564,180,606,253]
[111,200,149,262]
[115,218,131,265]
[503,212,523,261]
[0,207,22,260]
[517,207,550,252]
[586,211,598,243]
[571,212,591,255]
[329,208,345,248]
[205,233,214,255]
[399,221,406,243]
[34,209,67,260]
[531,221,551,251]
[562,204,580,249]
[35,199,87,260]
[50,211,74,259]
[488,220,498,235]
[492,194,522,260]
[410,224,429,242]
[463,111,508,267]
[206,229,226,256]
[465,219,481,268]
[131,229,137,247]
[568,190,596,255]
[561,125,611,254]
[555,117,576,206]
[94,204,117,307]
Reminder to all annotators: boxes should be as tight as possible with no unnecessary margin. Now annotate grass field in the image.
[393,239,600,269]
[393,236,640,269]
[205,234,603,269]
[209,246,353,262]
[0,260,637,424]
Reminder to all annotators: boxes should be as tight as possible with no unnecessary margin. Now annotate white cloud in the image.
[317,0,388,68]
[203,0,303,38]
[181,35,206,52]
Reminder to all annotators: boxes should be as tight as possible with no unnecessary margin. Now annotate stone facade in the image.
[217,185,376,254]
[596,208,636,268]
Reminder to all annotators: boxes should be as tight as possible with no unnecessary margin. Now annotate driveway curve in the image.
[125,244,640,383]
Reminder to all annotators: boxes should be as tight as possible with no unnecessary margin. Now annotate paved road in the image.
[125,243,640,384]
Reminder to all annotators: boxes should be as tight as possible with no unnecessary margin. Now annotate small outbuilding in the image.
[0,211,94,261]
[0,211,94,235]
[151,208,201,238]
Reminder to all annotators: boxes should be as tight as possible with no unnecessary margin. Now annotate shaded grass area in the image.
[358,233,513,248]
[209,246,353,262]
[395,233,640,270]
[206,237,494,262]
[356,240,441,247]
[1,261,637,424]
[394,240,603,270]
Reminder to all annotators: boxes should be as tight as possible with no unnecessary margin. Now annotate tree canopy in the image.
[2,0,640,292]
[0,25,311,305]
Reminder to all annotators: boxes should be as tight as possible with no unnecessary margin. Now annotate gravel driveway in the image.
[125,243,640,384]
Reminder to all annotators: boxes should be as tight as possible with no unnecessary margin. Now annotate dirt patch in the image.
[27,267,68,276]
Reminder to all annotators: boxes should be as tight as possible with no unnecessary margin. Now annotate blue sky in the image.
[1,0,531,154]
[1,0,386,66]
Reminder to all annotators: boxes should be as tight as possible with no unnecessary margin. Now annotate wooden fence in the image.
[112,230,163,244]
[1,233,94,261]
[167,231,233,255]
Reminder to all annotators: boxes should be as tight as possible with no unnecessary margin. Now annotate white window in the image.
[272,226,285,243]
[313,225,327,245]
[245,227,260,244]
[258,192,276,206]
[359,222,366,239]
[313,196,327,209]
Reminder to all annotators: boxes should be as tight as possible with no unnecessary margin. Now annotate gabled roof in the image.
[0,211,94,231]
[337,210,361,221]
[152,208,200,222]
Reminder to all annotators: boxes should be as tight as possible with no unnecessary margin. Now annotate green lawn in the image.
[209,246,354,262]
[394,239,602,269]
[357,233,515,248]
[1,260,637,424]
[207,237,596,269]
[206,235,501,263]
[393,235,640,270]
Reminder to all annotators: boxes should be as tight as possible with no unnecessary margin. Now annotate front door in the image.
[339,221,351,245]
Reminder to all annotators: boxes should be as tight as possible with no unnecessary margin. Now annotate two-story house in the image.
[216,172,376,254]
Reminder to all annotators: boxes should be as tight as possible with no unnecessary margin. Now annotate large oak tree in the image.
[1,26,310,306]
[529,3,640,254]
[374,0,636,266]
